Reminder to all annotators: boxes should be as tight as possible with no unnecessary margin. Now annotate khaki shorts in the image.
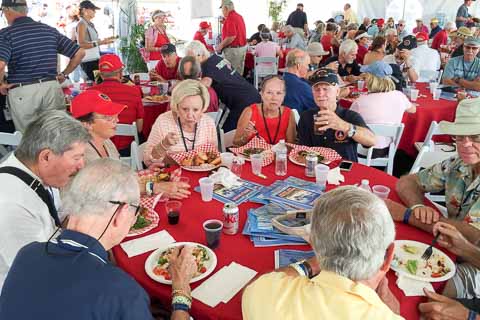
[223,46,247,76]
[7,80,65,132]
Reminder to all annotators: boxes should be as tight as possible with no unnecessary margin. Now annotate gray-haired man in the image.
[242,186,403,319]
[0,110,90,291]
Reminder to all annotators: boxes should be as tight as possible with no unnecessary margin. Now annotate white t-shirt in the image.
[411,44,441,82]
[350,90,411,148]
[0,154,58,291]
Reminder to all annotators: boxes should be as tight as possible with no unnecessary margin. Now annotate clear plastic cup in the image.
[357,79,365,91]
[250,153,263,175]
[372,185,391,200]
[410,88,419,101]
[165,200,182,225]
[230,157,244,177]
[141,86,150,95]
[199,177,214,202]
[315,164,329,189]
[429,81,438,94]
[220,152,234,169]
[203,219,223,249]
[433,88,442,100]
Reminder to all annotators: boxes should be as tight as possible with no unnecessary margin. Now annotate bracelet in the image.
[145,181,154,196]
[301,260,314,279]
[172,294,192,308]
[172,289,191,300]
[171,303,190,312]
[410,204,425,211]
[403,208,412,224]
[468,310,478,320]
[289,261,308,277]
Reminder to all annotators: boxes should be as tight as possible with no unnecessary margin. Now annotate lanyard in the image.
[88,141,109,158]
[177,117,198,152]
[261,103,282,145]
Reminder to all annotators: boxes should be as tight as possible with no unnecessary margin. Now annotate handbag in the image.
[79,22,100,63]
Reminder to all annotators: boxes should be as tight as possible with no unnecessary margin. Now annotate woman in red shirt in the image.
[233,75,296,146]
[144,10,170,62]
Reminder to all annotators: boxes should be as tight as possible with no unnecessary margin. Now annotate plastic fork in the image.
[421,233,441,261]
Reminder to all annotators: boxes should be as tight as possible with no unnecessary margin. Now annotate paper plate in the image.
[145,242,217,285]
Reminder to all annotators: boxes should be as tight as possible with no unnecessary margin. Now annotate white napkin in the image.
[192,262,257,307]
[396,274,434,296]
[120,230,175,258]
[327,167,345,185]
[209,167,242,188]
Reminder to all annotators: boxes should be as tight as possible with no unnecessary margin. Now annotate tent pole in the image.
[402,0,406,20]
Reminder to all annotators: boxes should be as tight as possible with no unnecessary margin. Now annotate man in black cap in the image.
[150,43,181,81]
[297,68,375,162]
[0,0,85,132]
[286,3,308,39]
[383,35,419,82]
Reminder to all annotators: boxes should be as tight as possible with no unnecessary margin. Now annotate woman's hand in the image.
[153,181,191,199]
[244,121,258,137]
[162,132,181,149]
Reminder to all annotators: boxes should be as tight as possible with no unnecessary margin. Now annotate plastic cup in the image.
[372,185,391,200]
[313,114,323,135]
[158,82,168,95]
[410,88,419,101]
[220,152,234,169]
[73,83,81,91]
[199,177,214,202]
[250,154,263,175]
[141,86,150,95]
[315,164,329,189]
[203,219,223,249]
[230,157,244,177]
[429,81,438,94]
[165,200,182,225]
[357,79,365,91]
[433,88,442,100]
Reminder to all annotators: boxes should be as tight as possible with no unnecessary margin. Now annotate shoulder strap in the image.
[0,167,61,227]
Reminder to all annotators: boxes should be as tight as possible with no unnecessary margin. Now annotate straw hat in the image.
[439,98,480,135]
[306,42,329,56]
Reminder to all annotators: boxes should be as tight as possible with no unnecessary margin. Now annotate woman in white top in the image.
[350,61,415,158]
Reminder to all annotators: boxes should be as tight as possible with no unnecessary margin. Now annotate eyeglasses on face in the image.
[452,135,480,143]
[109,200,142,218]
[95,114,118,122]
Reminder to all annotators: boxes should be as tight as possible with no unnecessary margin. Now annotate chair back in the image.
[219,129,237,152]
[254,56,278,89]
[0,131,23,161]
[116,122,140,145]
[357,123,404,175]
[131,141,147,170]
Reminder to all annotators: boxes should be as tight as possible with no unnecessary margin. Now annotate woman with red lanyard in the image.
[233,75,297,146]
[144,10,170,69]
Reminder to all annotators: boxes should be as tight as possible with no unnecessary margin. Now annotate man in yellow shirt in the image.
[242,186,403,320]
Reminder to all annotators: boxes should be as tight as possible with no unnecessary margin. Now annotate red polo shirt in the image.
[155,56,181,80]
[194,31,214,51]
[89,80,144,151]
[431,29,448,50]
[222,10,247,47]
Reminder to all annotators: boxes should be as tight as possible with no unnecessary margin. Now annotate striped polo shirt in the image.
[0,16,80,84]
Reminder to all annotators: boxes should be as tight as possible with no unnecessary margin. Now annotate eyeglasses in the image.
[464,45,480,51]
[95,114,118,122]
[452,135,480,143]
[109,200,142,219]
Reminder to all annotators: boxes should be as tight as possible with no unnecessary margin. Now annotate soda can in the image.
[305,152,317,177]
[223,202,239,235]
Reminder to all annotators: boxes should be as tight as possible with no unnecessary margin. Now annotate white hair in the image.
[339,39,358,54]
[445,21,455,30]
[385,28,397,36]
[185,40,210,58]
[283,25,294,33]
[61,159,140,217]
[310,186,395,281]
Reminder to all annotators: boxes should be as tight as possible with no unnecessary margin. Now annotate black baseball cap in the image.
[308,68,339,86]
[1,0,27,7]
[79,0,100,10]
[398,35,417,50]
[160,43,177,55]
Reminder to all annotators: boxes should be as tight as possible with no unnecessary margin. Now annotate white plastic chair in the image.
[133,73,150,81]
[219,129,237,152]
[357,123,404,175]
[116,122,140,145]
[0,131,22,162]
[253,56,278,89]
[131,141,147,170]
[206,112,221,127]
[292,109,300,124]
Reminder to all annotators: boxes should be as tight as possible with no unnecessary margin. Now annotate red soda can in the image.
[223,202,239,235]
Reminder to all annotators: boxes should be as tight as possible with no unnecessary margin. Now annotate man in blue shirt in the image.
[442,36,480,92]
[456,0,474,28]
[0,0,85,132]
[283,49,316,114]
[0,159,197,320]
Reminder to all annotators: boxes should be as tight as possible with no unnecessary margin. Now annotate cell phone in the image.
[339,160,353,171]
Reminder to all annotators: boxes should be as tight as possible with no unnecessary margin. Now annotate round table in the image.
[112,161,454,320]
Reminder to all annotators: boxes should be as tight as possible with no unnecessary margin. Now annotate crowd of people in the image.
[1,0,480,319]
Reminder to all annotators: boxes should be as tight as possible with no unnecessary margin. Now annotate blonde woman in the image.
[144,80,217,165]
[145,10,170,68]
[350,61,415,157]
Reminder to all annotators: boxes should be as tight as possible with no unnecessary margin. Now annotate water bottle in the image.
[359,179,371,192]
[275,140,288,176]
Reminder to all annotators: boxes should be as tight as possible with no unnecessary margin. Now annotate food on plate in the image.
[139,171,170,185]
[402,244,420,254]
[180,151,221,167]
[392,245,451,278]
[131,207,152,230]
[242,147,265,157]
[152,245,210,280]
[296,150,325,164]
[144,95,169,103]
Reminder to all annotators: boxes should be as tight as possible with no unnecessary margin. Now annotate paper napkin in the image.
[396,274,434,296]
[120,230,175,258]
[192,262,257,307]
[327,167,345,185]
[209,167,242,188]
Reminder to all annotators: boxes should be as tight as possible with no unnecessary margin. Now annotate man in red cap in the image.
[150,43,181,81]
[88,54,144,156]
[193,21,214,52]
[410,31,441,82]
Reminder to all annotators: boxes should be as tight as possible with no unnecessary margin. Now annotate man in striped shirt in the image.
[0,0,85,132]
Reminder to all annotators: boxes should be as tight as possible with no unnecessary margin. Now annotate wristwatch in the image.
[347,124,357,138]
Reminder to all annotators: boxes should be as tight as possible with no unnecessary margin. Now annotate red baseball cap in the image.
[98,54,124,73]
[415,31,429,42]
[377,18,385,27]
[199,21,210,29]
[71,90,126,118]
